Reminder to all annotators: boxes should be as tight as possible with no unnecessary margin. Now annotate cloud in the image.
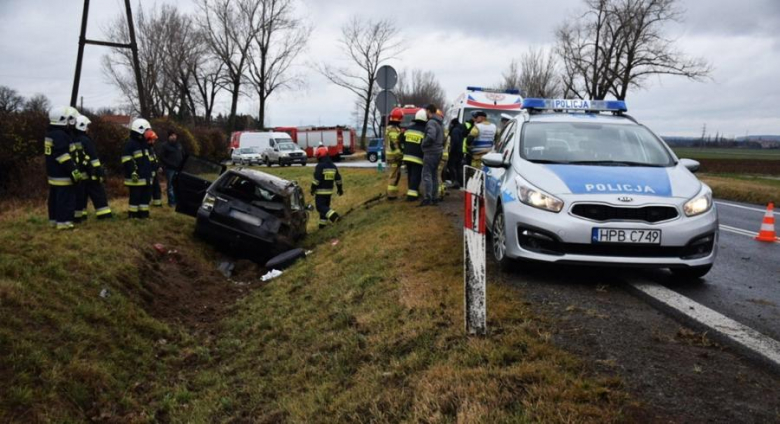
[1,0,779,135]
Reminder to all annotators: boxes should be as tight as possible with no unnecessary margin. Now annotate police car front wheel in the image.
[491,209,512,271]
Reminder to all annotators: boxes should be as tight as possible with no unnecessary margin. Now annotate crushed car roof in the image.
[229,168,300,195]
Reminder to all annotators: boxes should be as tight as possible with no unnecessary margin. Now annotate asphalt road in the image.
[626,200,780,341]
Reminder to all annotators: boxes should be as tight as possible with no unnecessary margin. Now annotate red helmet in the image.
[144,129,158,142]
[389,107,404,123]
[315,146,329,159]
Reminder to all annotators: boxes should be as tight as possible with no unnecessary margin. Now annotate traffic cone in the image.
[755,202,777,243]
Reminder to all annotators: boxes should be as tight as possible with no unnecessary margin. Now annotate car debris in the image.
[265,248,307,270]
[261,269,283,281]
[174,156,309,259]
[217,261,235,278]
[99,288,110,299]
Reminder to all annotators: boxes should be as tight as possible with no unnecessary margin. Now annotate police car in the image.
[481,99,718,279]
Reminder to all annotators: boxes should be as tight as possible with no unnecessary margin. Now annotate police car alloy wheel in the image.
[492,209,509,266]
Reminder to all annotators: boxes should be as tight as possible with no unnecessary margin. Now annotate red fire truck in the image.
[274,126,356,159]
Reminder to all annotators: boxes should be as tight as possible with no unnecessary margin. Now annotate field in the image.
[672,148,780,161]
[1,167,630,422]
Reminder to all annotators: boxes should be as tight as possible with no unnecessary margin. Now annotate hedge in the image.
[0,111,229,200]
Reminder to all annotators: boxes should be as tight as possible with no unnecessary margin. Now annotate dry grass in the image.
[700,174,779,205]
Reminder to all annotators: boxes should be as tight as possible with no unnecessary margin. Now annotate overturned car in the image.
[174,156,309,257]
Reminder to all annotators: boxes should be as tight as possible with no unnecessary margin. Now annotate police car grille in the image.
[571,204,678,223]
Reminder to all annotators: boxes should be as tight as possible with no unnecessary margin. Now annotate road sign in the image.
[375,90,398,116]
[463,166,487,336]
[376,65,397,90]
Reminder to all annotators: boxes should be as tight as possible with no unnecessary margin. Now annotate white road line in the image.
[630,282,780,368]
[720,224,780,241]
[716,201,778,216]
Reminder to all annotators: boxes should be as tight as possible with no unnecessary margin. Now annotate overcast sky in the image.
[1,0,779,137]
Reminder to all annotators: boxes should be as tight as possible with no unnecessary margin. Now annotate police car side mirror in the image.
[482,152,508,168]
[679,158,700,173]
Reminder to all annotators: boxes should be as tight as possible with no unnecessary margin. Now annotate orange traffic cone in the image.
[755,202,777,243]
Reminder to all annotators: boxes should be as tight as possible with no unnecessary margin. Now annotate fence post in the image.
[463,166,487,335]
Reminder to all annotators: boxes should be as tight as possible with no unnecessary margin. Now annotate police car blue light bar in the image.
[467,86,522,95]
[522,98,628,112]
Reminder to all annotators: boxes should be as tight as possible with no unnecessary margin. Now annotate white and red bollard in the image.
[463,166,486,336]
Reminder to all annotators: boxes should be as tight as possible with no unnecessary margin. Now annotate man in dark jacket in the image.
[446,118,464,189]
[160,130,184,206]
[420,104,444,206]
[122,119,154,219]
[311,145,343,228]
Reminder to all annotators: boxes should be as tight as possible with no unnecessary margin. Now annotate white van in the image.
[229,131,306,166]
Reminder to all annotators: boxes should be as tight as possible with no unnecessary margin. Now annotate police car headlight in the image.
[684,186,712,217]
[516,178,563,213]
[202,193,216,211]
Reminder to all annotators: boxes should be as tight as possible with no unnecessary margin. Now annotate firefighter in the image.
[311,145,343,229]
[71,119,89,223]
[402,109,427,201]
[73,116,113,220]
[446,118,464,189]
[144,130,163,207]
[464,110,497,168]
[122,118,153,219]
[385,107,405,200]
[437,113,452,200]
[45,106,83,230]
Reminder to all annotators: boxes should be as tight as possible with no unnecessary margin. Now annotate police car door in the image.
[484,120,517,224]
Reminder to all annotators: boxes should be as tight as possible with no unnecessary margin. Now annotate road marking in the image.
[716,201,778,216]
[630,281,780,369]
[720,224,780,241]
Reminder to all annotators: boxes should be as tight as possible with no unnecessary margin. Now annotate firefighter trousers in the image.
[152,175,163,206]
[386,158,404,199]
[315,194,340,228]
[405,162,422,201]
[128,185,152,219]
[447,151,463,189]
[75,180,113,220]
[48,185,75,229]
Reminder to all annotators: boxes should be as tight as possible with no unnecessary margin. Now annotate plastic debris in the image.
[99,288,110,299]
[217,261,235,278]
[331,239,340,246]
[153,243,166,255]
[261,269,283,282]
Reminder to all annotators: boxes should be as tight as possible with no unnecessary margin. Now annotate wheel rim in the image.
[493,213,506,261]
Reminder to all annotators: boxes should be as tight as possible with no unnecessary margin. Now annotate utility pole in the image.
[70,0,148,117]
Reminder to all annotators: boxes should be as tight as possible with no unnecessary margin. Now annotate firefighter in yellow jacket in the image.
[385,107,405,199]
[402,109,427,201]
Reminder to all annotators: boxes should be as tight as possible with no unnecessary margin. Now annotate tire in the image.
[491,207,513,271]
[368,152,378,163]
[670,265,712,281]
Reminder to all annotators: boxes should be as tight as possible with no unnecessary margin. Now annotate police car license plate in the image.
[592,228,661,244]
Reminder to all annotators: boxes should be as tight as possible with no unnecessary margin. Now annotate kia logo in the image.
[617,196,633,203]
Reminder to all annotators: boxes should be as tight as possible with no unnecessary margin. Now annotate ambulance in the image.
[447,86,524,124]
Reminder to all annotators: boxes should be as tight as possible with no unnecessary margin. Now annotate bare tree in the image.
[319,16,404,144]
[557,0,710,100]
[103,4,193,117]
[499,48,561,98]
[396,69,447,112]
[197,0,265,131]
[191,56,226,124]
[0,86,25,113]
[246,0,309,128]
[24,94,51,114]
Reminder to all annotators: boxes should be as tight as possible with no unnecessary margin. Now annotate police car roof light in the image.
[467,86,522,95]
[522,98,628,113]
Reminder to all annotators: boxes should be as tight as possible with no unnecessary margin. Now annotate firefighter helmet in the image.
[130,118,152,135]
[414,109,428,122]
[315,146,329,159]
[75,115,91,132]
[144,129,159,142]
[389,107,404,123]
[49,106,80,126]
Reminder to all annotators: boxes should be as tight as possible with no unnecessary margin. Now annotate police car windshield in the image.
[464,108,518,126]
[520,122,673,167]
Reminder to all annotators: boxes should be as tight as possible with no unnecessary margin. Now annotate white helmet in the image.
[49,106,80,126]
[75,115,92,132]
[414,109,428,122]
[130,118,152,135]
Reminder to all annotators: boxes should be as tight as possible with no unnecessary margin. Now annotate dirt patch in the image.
[137,247,265,333]
[437,190,780,423]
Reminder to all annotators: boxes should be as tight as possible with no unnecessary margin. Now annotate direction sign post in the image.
[375,65,398,169]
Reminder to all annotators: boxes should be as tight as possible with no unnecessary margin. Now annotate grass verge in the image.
[2,167,630,422]
[700,173,780,205]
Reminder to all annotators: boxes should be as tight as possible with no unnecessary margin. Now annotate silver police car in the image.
[482,99,718,279]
